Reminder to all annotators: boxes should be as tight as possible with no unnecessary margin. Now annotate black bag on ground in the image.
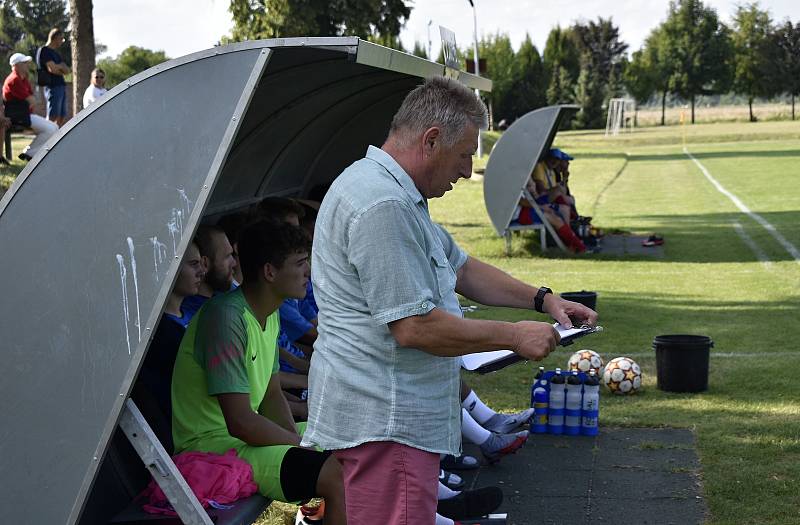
[35,46,51,87]
[4,99,31,127]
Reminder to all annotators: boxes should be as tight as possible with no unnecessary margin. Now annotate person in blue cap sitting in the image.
[511,150,587,253]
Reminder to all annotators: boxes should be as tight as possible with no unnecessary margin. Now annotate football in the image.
[602,357,642,395]
[567,349,604,376]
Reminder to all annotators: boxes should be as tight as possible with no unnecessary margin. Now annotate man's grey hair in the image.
[389,76,488,147]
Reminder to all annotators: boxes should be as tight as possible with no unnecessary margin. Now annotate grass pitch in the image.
[433,120,800,525]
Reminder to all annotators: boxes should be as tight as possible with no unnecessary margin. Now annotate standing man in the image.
[302,76,597,524]
[2,53,58,161]
[82,68,107,108]
[37,28,70,127]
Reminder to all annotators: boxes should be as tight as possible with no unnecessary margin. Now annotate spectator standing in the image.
[303,76,597,524]
[36,28,70,127]
[82,68,107,108]
[2,53,58,161]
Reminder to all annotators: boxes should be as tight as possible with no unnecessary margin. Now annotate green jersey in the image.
[171,288,280,452]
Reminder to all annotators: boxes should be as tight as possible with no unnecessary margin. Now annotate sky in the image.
[93,1,800,60]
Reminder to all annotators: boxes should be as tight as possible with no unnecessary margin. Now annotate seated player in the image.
[542,149,578,220]
[217,211,251,286]
[511,157,586,253]
[256,196,320,347]
[462,381,533,434]
[171,220,345,522]
[132,240,204,451]
[181,225,238,317]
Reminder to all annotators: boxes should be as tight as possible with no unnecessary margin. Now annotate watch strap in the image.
[534,287,552,313]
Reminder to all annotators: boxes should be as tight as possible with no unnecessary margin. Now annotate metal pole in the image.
[468,0,483,158]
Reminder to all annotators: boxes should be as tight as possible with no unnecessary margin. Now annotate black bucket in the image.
[560,291,597,311]
[653,335,713,393]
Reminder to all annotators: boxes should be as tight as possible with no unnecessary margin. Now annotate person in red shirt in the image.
[2,52,57,161]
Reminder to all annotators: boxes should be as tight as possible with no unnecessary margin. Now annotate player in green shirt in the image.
[171,219,345,523]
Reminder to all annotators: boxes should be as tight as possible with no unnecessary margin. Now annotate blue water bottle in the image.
[531,366,548,434]
[548,368,566,435]
[564,371,583,436]
[581,370,600,436]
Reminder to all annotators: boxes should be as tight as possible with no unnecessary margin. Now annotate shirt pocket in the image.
[431,251,457,300]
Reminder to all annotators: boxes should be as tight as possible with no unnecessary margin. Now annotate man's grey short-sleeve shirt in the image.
[301,146,467,454]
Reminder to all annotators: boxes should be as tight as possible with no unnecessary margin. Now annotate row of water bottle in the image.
[530,367,600,436]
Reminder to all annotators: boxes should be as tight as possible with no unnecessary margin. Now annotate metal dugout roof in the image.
[483,105,578,235]
[0,37,490,524]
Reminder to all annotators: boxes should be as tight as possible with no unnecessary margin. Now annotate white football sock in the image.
[436,513,455,525]
[462,389,495,424]
[462,408,491,444]
[438,480,460,500]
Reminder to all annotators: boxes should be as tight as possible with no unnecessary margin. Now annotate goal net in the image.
[605,98,636,136]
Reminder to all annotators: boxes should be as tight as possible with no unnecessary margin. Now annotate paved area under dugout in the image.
[460,427,708,525]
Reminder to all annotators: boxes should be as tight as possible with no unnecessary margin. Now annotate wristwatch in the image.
[534,287,553,313]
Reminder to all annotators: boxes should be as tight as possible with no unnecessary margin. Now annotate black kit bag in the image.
[35,46,52,87]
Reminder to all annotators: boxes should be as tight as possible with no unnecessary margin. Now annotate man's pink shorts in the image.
[334,441,439,525]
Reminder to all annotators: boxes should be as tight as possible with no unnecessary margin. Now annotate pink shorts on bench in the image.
[333,441,439,525]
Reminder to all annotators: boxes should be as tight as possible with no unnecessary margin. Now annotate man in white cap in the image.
[2,52,58,161]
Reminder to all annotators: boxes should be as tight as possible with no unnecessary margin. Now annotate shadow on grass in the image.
[628,149,800,162]
[471,290,797,348]
[511,210,799,264]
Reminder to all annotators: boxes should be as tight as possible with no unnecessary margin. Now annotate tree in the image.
[510,34,547,118]
[645,28,674,126]
[606,56,625,100]
[226,0,411,43]
[661,0,733,123]
[570,17,628,129]
[623,49,655,125]
[0,0,70,78]
[543,25,580,84]
[10,0,70,56]
[476,32,517,125]
[68,0,94,114]
[571,17,628,87]
[411,40,427,59]
[573,59,605,129]
[542,25,579,104]
[769,19,800,120]
[546,65,573,105]
[731,3,776,122]
[97,46,168,88]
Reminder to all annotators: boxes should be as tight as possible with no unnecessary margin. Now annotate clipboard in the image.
[460,323,603,374]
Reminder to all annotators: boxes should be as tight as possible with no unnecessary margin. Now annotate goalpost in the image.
[605,98,636,136]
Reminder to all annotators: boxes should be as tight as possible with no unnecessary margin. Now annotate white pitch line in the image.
[684,147,800,263]
[732,221,771,269]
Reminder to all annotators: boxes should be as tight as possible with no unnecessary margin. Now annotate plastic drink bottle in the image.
[564,371,583,436]
[531,367,548,433]
[581,370,600,436]
[530,366,544,406]
[548,368,566,435]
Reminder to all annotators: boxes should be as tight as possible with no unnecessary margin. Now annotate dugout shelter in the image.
[0,37,491,525]
[483,105,578,254]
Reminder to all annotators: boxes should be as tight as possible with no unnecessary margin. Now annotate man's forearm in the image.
[456,256,540,309]
[389,307,518,357]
